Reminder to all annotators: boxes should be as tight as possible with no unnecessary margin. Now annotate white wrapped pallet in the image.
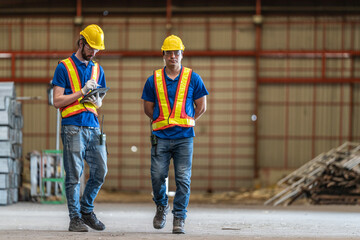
[16,174,20,188]
[0,142,15,158]
[13,159,21,174]
[12,160,21,188]
[12,101,22,117]
[0,126,15,142]
[0,82,15,98]
[14,115,23,129]
[13,144,22,159]
[0,158,13,173]
[0,97,14,128]
[0,189,11,205]
[10,188,18,203]
[12,174,19,188]
[0,82,21,206]
[0,96,13,109]
[0,174,10,188]
[15,129,22,144]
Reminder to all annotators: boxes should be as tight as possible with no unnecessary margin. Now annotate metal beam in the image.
[259,77,360,84]
[2,50,360,58]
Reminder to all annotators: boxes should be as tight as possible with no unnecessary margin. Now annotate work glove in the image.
[81,79,100,95]
[83,92,106,109]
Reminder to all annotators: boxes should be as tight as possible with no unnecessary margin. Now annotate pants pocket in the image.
[63,126,81,152]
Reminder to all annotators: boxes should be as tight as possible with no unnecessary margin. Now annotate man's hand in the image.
[81,79,100,95]
[83,92,105,109]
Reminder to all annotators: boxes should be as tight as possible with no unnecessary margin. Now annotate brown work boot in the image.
[172,217,185,234]
[153,204,170,229]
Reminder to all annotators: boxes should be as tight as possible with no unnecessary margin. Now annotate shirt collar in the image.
[71,53,94,67]
[164,66,182,81]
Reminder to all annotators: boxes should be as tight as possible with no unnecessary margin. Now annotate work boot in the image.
[81,211,105,231]
[153,204,170,229]
[68,216,88,232]
[172,217,185,234]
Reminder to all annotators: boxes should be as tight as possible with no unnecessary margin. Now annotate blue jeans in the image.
[61,125,107,219]
[151,137,193,219]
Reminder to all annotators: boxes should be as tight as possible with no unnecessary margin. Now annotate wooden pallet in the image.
[265,142,360,206]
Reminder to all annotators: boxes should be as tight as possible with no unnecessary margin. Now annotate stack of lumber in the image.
[306,161,360,205]
[265,142,360,206]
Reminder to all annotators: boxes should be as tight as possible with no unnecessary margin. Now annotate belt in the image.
[80,126,97,129]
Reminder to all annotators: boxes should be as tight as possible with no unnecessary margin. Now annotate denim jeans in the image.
[151,137,193,219]
[61,125,107,219]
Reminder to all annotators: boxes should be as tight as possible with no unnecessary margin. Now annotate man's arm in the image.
[143,100,155,120]
[53,85,83,109]
[194,96,207,121]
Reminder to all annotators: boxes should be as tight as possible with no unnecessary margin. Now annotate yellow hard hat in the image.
[161,35,185,52]
[80,24,105,50]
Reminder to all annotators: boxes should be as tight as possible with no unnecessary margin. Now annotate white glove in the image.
[81,79,100,95]
[83,92,105,109]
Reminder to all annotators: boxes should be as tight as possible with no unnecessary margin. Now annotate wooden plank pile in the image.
[265,142,360,206]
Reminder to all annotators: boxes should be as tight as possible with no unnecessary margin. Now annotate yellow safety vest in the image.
[60,57,99,118]
[152,67,195,131]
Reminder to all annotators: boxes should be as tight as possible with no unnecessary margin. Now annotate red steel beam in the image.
[1,50,360,58]
[284,17,290,169]
[166,0,172,35]
[253,0,261,178]
[348,22,355,143]
[0,78,51,83]
[2,47,358,83]
[259,77,360,84]
[76,0,82,17]
[14,74,358,88]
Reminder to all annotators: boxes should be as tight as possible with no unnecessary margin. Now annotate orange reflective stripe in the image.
[169,67,191,119]
[152,67,194,131]
[62,102,97,118]
[152,69,173,130]
[152,119,173,130]
[155,69,171,120]
[60,58,98,118]
[62,58,81,92]
[169,68,194,126]
[91,62,99,82]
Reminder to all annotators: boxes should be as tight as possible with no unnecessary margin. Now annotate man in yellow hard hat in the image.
[142,35,209,234]
[52,24,107,232]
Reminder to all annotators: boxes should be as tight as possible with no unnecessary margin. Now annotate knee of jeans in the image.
[96,167,107,182]
[151,170,167,182]
[175,172,191,184]
[176,167,191,178]
[66,174,81,185]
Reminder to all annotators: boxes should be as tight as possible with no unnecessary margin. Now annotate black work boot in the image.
[153,204,170,229]
[68,216,88,232]
[172,217,185,234]
[81,212,105,231]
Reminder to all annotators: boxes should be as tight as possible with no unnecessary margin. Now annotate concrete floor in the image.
[1,202,360,239]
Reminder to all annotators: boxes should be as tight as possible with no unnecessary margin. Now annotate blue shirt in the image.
[52,53,106,127]
[141,66,209,139]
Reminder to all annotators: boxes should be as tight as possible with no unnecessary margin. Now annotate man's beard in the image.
[81,48,93,61]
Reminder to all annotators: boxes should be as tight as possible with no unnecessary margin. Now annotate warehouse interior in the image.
[1,0,360,239]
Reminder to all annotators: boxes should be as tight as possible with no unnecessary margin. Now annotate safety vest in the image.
[60,57,99,118]
[152,67,195,131]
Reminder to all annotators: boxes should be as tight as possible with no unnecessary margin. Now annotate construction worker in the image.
[52,24,107,232]
[142,35,209,234]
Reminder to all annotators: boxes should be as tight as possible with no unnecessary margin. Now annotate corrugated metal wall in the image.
[0,15,359,191]
[258,16,360,183]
